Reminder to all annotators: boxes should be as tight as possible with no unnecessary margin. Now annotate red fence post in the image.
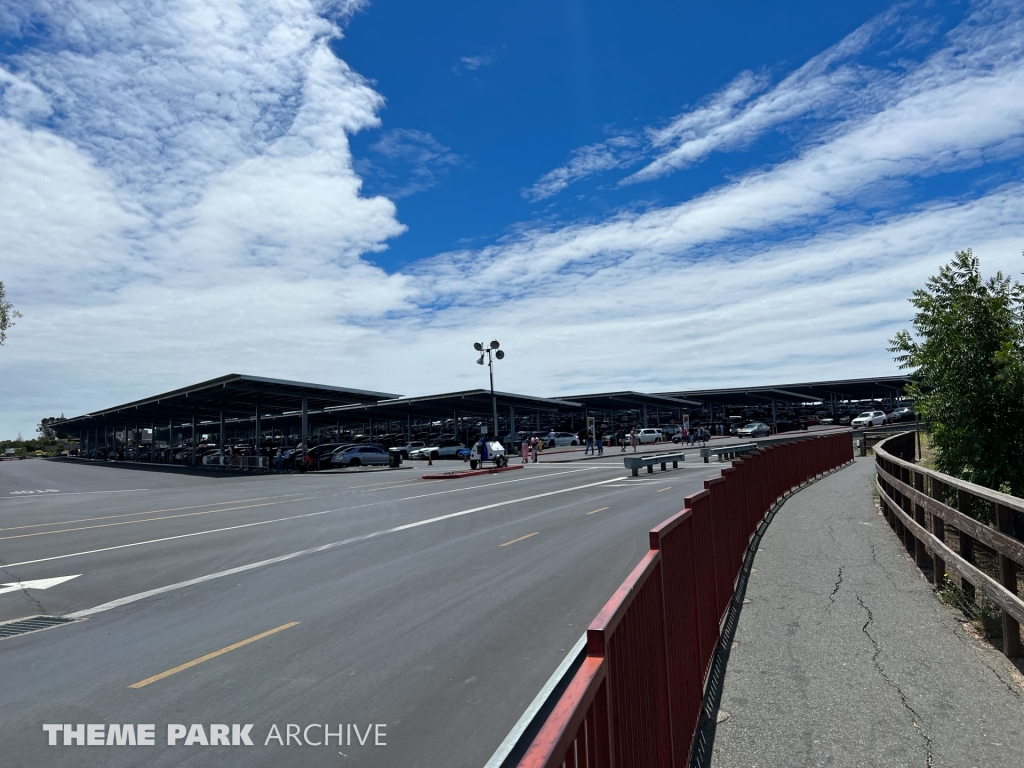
[685,490,719,678]
[704,477,734,621]
[588,552,673,768]
[650,510,703,765]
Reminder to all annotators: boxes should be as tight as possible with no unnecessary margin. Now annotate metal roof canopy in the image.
[563,391,702,411]
[327,389,584,422]
[54,374,399,430]
[658,376,912,407]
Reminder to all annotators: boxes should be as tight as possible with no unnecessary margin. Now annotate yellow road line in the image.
[586,507,610,515]
[657,487,672,493]
[500,532,539,547]
[0,493,306,532]
[0,498,315,541]
[129,622,299,689]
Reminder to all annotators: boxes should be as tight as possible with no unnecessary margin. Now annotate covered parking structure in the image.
[657,375,912,428]
[53,374,398,464]
[327,390,585,446]
[562,391,702,432]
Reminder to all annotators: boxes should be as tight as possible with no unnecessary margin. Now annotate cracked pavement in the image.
[709,457,1024,768]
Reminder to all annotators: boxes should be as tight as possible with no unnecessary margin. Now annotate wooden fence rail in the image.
[873,432,1023,657]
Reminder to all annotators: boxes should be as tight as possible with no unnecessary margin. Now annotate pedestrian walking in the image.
[521,438,529,464]
[630,427,638,452]
[530,436,539,463]
[618,428,626,452]
[597,434,604,455]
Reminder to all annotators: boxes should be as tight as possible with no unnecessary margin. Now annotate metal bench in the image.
[699,443,758,463]
[623,452,685,477]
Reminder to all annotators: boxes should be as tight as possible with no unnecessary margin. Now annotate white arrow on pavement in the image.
[0,575,81,595]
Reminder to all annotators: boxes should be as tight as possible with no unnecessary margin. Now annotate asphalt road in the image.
[1,455,723,767]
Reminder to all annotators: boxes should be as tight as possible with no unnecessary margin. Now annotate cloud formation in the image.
[2,0,1024,438]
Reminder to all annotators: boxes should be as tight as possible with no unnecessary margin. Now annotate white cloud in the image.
[458,55,492,71]
[523,135,640,202]
[3,1,1024,439]
[359,128,462,198]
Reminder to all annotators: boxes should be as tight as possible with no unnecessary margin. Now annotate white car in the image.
[635,428,664,445]
[737,422,771,438]
[851,410,887,428]
[546,432,579,448]
[394,441,427,460]
[409,439,466,461]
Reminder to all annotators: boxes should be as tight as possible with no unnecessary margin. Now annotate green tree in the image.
[0,280,21,345]
[890,250,1024,496]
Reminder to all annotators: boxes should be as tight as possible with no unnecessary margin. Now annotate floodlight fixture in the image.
[474,342,484,351]
[490,340,500,349]
[495,350,505,360]
[476,354,485,365]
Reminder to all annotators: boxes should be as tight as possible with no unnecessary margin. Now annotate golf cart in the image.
[469,437,508,470]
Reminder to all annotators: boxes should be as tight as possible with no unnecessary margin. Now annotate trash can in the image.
[388,448,403,468]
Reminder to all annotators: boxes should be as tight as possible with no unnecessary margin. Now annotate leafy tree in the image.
[38,416,64,441]
[0,280,21,345]
[890,250,1024,496]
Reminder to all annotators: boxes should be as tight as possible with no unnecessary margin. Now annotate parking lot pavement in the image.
[1,455,723,767]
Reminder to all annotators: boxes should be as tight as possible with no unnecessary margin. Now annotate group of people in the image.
[520,436,541,463]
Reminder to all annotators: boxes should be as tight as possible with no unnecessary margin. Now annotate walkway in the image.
[708,457,1024,768]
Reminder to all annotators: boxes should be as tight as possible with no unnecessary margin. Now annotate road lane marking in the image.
[0,575,80,595]
[657,487,672,493]
[59,475,625,617]
[0,494,307,532]
[500,532,539,547]
[128,622,299,688]
[3,488,150,499]
[586,507,610,515]
[0,498,316,541]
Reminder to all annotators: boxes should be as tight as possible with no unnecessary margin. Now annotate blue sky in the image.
[1,0,1023,438]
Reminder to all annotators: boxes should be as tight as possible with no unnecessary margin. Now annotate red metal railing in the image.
[516,433,854,768]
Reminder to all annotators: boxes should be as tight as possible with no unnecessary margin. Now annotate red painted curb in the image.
[421,465,525,480]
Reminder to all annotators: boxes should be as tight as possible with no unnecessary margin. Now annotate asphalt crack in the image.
[0,556,45,615]
[828,567,843,607]
[857,594,933,768]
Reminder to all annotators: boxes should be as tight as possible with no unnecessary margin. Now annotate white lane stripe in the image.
[7,468,608,569]
[63,475,624,618]
[3,488,150,499]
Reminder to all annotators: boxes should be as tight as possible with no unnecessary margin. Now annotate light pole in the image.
[474,340,504,441]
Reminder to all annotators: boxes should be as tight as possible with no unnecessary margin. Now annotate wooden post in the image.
[996,504,1021,657]
[957,489,976,602]
[913,469,929,570]
[929,477,946,586]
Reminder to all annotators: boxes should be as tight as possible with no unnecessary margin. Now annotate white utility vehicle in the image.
[469,439,508,470]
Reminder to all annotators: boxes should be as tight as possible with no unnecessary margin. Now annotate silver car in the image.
[737,422,771,438]
[331,445,389,467]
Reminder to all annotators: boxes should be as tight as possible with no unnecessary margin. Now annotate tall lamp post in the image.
[474,340,504,441]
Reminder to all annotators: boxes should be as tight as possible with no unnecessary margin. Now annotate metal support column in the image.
[508,405,515,443]
[300,396,308,450]
[219,411,225,458]
[254,404,261,456]
[191,414,197,466]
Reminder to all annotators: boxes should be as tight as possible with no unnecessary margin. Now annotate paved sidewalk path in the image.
[709,457,1024,768]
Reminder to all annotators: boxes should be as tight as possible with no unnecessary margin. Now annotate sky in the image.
[1,0,1023,439]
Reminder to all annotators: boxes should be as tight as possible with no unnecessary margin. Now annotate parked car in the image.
[887,406,915,423]
[660,425,683,440]
[545,432,579,448]
[800,415,821,426]
[851,410,887,428]
[635,428,664,445]
[303,443,345,470]
[409,439,466,461]
[394,441,427,460]
[737,422,771,438]
[331,444,389,467]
